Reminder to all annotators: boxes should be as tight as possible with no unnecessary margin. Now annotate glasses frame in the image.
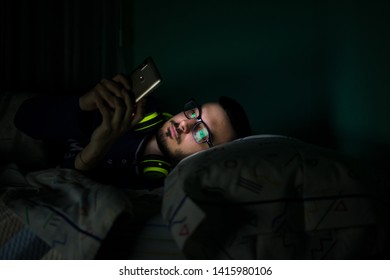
[183,98,214,147]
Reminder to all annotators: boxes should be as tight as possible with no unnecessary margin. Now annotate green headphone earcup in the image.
[139,155,173,179]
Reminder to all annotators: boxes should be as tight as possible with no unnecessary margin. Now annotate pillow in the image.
[162,135,390,259]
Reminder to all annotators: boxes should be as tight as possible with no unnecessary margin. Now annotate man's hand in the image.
[74,74,146,171]
[79,74,133,112]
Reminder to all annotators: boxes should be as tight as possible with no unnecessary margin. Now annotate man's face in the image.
[156,102,236,163]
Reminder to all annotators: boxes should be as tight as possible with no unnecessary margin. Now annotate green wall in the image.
[6,0,388,162]
[129,0,390,161]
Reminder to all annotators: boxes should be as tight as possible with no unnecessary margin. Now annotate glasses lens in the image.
[184,101,199,119]
[193,122,210,143]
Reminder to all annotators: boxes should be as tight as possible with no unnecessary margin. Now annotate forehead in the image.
[201,102,235,144]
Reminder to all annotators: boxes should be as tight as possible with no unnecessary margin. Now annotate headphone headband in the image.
[133,111,172,132]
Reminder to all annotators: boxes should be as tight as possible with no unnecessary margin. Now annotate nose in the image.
[178,118,196,134]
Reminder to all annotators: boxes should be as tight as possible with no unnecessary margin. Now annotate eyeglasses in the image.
[183,98,213,147]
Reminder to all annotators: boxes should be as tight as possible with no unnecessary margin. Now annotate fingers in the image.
[99,78,127,105]
[101,74,136,106]
[111,74,136,105]
[112,74,131,90]
[97,90,131,134]
[122,90,135,126]
[96,96,112,127]
[110,74,137,129]
[81,74,133,112]
[111,97,127,131]
[95,82,118,109]
[91,74,146,138]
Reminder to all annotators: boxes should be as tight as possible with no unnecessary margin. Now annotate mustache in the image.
[166,120,182,143]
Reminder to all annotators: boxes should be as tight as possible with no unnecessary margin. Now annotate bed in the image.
[1,92,390,259]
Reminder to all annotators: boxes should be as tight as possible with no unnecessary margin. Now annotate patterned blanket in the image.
[0,165,130,259]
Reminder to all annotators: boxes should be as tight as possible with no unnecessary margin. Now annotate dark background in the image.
[2,0,390,164]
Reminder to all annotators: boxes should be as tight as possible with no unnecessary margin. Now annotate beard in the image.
[156,126,187,164]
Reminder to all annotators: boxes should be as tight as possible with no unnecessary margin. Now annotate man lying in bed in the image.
[14,74,251,189]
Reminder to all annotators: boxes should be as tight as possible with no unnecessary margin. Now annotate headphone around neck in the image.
[134,111,173,179]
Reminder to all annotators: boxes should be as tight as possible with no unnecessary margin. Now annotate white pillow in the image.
[162,135,390,259]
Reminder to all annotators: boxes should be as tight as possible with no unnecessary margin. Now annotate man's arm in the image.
[14,74,146,171]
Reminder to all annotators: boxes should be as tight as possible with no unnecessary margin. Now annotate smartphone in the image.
[129,57,162,102]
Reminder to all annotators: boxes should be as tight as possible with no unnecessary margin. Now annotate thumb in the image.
[130,98,147,128]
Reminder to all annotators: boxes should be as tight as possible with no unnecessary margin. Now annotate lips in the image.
[170,124,177,139]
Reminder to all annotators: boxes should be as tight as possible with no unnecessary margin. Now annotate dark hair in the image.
[218,96,251,139]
